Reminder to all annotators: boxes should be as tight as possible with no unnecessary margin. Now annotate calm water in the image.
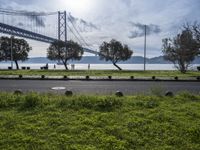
[0,63,199,71]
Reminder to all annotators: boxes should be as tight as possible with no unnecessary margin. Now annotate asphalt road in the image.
[0,79,199,95]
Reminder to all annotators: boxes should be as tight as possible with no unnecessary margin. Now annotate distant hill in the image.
[21,56,200,64]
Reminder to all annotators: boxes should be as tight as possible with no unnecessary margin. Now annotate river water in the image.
[0,63,199,71]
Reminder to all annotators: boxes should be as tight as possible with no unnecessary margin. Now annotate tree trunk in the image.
[180,69,186,74]
[113,63,122,70]
[14,60,19,70]
[63,60,69,70]
[179,61,187,73]
[64,63,69,70]
[60,59,69,70]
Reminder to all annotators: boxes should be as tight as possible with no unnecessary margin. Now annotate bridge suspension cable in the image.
[68,14,94,50]
[67,24,84,46]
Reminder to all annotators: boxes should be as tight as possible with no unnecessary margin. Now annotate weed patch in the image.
[21,93,44,110]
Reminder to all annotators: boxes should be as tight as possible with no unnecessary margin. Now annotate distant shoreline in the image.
[0,63,199,71]
[0,56,199,64]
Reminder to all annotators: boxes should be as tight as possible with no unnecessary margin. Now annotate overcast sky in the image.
[0,0,200,58]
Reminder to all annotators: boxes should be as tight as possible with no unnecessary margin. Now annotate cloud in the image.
[14,10,46,27]
[17,22,24,26]
[68,13,99,33]
[26,14,45,27]
[0,6,46,27]
[128,22,161,39]
[122,0,132,6]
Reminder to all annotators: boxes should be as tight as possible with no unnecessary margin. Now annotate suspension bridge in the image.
[0,8,99,55]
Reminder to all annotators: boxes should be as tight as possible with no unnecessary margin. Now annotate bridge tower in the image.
[58,11,67,42]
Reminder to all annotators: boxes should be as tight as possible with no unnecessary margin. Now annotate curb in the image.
[0,76,200,82]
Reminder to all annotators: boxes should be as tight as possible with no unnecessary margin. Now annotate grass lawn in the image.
[0,70,199,78]
[0,92,200,149]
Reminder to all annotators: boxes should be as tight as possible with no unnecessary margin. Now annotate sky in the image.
[0,0,200,58]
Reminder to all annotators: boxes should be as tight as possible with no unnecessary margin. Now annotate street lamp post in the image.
[11,35,13,69]
[144,25,147,71]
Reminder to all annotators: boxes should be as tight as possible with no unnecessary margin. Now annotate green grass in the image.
[0,70,199,78]
[0,92,200,149]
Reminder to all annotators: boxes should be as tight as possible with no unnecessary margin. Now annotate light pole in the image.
[144,25,147,71]
[11,35,13,69]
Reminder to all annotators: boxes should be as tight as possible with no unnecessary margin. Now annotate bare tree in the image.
[162,29,199,73]
[184,22,200,50]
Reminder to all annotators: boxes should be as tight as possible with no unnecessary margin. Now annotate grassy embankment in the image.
[0,70,199,78]
[0,92,200,149]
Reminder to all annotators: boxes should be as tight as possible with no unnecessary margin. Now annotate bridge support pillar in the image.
[58,11,67,42]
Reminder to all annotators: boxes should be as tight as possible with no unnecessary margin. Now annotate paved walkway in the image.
[0,75,199,81]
